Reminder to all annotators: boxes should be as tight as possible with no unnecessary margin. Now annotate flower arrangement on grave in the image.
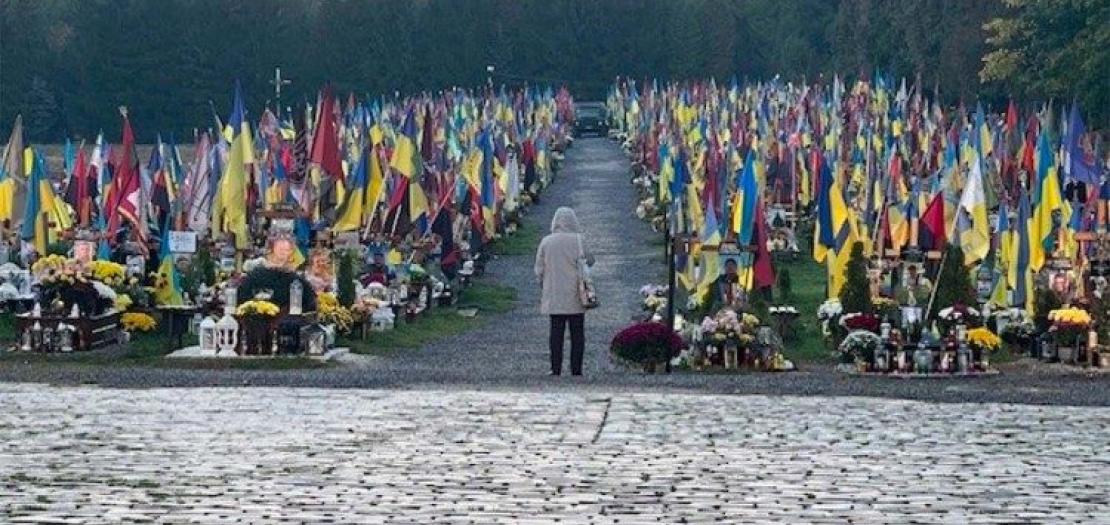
[237,300,281,317]
[699,309,759,348]
[936,303,982,334]
[31,256,113,315]
[120,312,157,332]
[966,327,1001,353]
[1047,307,1092,343]
[837,329,881,364]
[1000,319,1036,346]
[640,284,668,317]
[817,298,843,337]
[839,312,880,333]
[610,321,684,369]
[88,260,126,288]
[316,292,355,334]
[871,296,899,321]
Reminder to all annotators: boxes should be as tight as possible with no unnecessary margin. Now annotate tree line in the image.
[1,0,1105,142]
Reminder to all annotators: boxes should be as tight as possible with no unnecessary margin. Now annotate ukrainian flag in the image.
[211,81,253,250]
[334,142,369,232]
[154,215,184,306]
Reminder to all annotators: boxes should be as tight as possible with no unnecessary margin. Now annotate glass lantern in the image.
[20,327,32,352]
[289,280,303,315]
[300,323,326,356]
[216,313,239,356]
[224,286,238,314]
[199,316,218,355]
[58,324,74,353]
[31,321,42,352]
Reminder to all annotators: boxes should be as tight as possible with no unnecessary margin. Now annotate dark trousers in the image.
[549,314,584,375]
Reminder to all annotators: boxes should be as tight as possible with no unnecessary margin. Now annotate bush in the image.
[337,250,356,307]
[839,242,872,315]
[931,244,977,321]
[610,322,683,365]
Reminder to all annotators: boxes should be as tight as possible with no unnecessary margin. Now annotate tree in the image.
[931,244,978,320]
[981,0,1110,126]
[337,250,356,308]
[839,242,873,315]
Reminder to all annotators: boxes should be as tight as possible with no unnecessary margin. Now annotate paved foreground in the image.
[2,384,1108,523]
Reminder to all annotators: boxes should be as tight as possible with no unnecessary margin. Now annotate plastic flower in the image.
[120,312,157,332]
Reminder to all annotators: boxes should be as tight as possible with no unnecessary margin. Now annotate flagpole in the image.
[923,249,947,322]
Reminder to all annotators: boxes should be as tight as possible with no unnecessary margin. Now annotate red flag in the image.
[752,199,775,290]
[1005,100,1019,134]
[310,86,344,184]
[918,191,946,251]
[106,113,142,241]
[64,148,93,227]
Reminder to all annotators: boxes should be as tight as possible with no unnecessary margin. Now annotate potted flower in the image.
[966,326,1001,369]
[236,299,281,355]
[1048,307,1092,363]
[610,321,684,373]
[837,329,881,371]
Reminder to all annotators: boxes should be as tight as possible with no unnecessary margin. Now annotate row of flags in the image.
[0,82,575,305]
[610,74,1104,313]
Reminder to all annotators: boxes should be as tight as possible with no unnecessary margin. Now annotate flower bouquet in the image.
[937,303,982,334]
[642,288,668,318]
[837,329,881,366]
[610,321,684,372]
[317,292,355,334]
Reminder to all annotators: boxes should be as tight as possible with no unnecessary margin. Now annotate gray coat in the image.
[535,207,587,315]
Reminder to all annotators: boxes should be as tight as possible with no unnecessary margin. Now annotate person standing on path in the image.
[535,207,589,376]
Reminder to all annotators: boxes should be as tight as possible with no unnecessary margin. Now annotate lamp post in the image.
[270,67,291,120]
[664,198,675,374]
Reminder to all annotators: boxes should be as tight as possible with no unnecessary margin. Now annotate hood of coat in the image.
[550,207,580,234]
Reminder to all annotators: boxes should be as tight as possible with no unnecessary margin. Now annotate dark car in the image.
[574,102,608,137]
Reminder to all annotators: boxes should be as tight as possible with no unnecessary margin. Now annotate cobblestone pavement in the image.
[1,384,1108,523]
[1,138,1110,406]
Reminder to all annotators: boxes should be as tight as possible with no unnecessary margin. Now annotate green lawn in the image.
[491,222,541,256]
[776,253,831,362]
[344,281,517,354]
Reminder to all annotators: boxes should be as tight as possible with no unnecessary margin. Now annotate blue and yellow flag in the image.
[211,81,253,249]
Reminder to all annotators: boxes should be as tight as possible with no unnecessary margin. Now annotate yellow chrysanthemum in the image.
[237,300,281,317]
[120,312,157,332]
[967,327,1001,352]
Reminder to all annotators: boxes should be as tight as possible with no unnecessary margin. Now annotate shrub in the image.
[610,322,683,365]
[838,242,872,315]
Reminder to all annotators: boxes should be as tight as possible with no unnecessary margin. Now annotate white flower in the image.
[92,281,116,300]
[817,299,842,320]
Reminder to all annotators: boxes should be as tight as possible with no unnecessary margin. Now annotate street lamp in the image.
[486,65,495,88]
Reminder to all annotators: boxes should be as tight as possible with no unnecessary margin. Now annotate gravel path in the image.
[1,138,1109,406]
